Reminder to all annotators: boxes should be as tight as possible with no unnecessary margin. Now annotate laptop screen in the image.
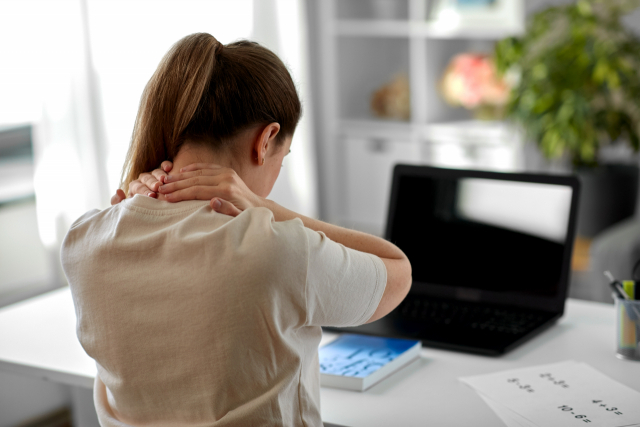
[386,166,580,312]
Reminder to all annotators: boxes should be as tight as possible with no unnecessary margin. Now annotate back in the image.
[61,195,386,426]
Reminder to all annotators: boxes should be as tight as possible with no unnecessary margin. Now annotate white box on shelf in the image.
[424,120,522,171]
[424,120,518,145]
[428,0,524,38]
[340,119,415,140]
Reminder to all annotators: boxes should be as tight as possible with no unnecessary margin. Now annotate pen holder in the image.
[614,297,640,361]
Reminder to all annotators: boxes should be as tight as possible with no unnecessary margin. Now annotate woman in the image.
[62,33,411,427]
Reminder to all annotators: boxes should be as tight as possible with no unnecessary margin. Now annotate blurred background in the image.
[1,0,640,424]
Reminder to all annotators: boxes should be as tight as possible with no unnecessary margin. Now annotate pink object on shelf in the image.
[440,53,510,110]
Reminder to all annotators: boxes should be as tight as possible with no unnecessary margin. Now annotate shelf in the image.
[339,119,415,140]
[425,120,520,145]
[339,119,519,145]
[335,20,410,38]
[415,22,524,40]
[0,158,35,204]
[335,20,523,40]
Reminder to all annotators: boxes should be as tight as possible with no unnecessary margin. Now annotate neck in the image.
[172,144,235,172]
[157,144,239,201]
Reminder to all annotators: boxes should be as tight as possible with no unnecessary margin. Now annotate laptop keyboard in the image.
[396,297,548,336]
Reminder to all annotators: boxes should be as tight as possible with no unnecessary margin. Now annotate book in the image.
[319,334,421,391]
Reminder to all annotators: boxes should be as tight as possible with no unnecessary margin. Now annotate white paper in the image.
[460,361,640,427]
[479,393,537,427]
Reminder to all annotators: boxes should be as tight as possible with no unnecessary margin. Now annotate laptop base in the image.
[324,298,560,356]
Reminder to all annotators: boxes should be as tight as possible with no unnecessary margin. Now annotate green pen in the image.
[605,271,640,319]
[622,280,636,300]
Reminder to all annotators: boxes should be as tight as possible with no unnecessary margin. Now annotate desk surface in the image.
[1,288,639,427]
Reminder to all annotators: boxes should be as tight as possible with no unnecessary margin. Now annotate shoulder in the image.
[69,208,103,231]
[222,208,311,320]
[62,208,108,248]
[60,205,126,266]
[230,207,309,254]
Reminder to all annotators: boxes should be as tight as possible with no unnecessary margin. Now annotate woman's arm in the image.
[260,199,412,323]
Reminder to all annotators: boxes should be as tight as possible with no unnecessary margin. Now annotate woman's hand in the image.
[110,161,173,205]
[110,189,126,205]
[130,161,174,198]
[158,163,263,217]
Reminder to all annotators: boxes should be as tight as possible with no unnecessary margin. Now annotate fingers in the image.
[164,168,231,184]
[158,174,228,195]
[162,185,227,203]
[161,161,173,173]
[129,179,157,198]
[139,171,162,192]
[136,161,172,193]
[179,163,224,173]
[134,173,153,193]
[210,198,243,217]
[110,189,126,205]
[125,161,173,199]
[150,169,168,187]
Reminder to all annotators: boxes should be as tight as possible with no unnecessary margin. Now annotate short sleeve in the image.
[304,228,386,327]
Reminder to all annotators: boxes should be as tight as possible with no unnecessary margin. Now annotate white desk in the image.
[1,288,639,427]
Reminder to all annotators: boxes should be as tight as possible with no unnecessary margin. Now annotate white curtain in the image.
[0,0,318,273]
[251,0,319,218]
[0,0,109,252]
[32,0,110,250]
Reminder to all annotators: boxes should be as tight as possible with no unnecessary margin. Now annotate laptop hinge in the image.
[455,288,482,302]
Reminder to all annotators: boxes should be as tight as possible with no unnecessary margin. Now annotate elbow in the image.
[365,256,412,324]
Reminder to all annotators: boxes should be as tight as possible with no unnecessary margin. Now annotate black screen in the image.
[388,173,574,300]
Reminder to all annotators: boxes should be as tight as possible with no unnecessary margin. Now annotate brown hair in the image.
[120,33,301,191]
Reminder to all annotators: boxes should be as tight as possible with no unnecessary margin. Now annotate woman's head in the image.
[121,33,301,194]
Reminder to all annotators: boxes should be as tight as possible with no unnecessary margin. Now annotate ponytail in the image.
[120,33,301,192]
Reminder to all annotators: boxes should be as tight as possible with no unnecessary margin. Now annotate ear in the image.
[252,123,280,166]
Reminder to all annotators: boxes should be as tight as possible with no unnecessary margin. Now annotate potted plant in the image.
[494,0,640,238]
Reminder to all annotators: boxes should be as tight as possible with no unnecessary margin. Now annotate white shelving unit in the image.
[0,159,34,203]
[335,19,523,39]
[307,0,525,235]
[0,124,35,204]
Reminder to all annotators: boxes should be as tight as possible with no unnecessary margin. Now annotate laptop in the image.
[326,165,580,356]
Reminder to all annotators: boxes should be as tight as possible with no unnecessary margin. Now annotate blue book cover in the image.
[319,334,421,390]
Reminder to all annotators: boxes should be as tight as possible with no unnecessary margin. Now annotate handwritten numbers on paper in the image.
[461,361,640,427]
[556,402,624,424]
[540,372,569,388]
[558,406,591,423]
[507,378,534,393]
[553,401,626,424]
[592,400,623,416]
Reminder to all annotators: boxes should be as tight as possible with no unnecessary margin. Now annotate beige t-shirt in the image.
[61,195,386,427]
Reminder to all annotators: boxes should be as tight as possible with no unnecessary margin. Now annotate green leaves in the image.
[494,37,523,74]
[592,60,610,85]
[577,0,593,16]
[495,0,640,166]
